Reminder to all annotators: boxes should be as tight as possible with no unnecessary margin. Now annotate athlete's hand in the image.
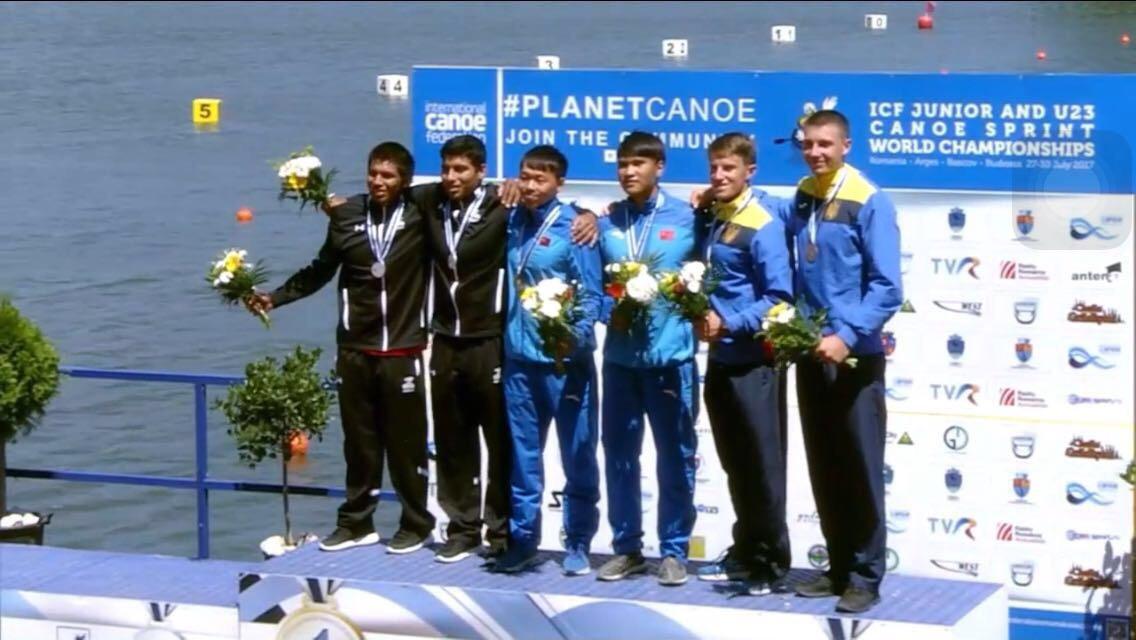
[571,210,600,246]
[497,179,522,208]
[694,310,728,342]
[689,186,714,210]
[321,195,347,215]
[816,335,850,364]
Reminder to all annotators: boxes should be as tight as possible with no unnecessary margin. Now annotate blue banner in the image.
[411,67,1136,194]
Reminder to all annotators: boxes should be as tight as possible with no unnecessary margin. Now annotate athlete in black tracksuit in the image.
[264,143,435,553]
[411,176,511,561]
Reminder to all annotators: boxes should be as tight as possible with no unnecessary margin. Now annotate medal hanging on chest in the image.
[367,196,405,280]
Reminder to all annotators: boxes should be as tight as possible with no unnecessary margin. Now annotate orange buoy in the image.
[288,432,309,456]
[1036,49,1047,61]
[1122,33,1131,46]
[917,13,933,29]
[236,207,253,223]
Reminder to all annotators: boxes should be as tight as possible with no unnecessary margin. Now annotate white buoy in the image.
[865,14,888,30]
[771,25,796,43]
[376,74,409,98]
[662,39,689,58]
[536,55,560,70]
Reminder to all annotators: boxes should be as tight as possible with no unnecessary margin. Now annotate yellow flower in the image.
[223,251,244,273]
[285,174,308,191]
[625,261,642,274]
[767,302,790,319]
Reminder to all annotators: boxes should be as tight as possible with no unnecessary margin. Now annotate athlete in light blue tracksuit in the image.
[593,133,700,587]
[495,145,603,576]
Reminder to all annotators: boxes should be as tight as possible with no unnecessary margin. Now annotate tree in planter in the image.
[215,345,335,553]
[0,297,61,523]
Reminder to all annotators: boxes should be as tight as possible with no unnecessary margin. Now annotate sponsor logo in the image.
[901,252,913,275]
[886,377,912,401]
[1000,260,1049,280]
[932,257,981,278]
[1067,530,1121,542]
[931,559,979,577]
[1071,262,1122,283]
[1000,388,1048,408]
[1068,346,1119,369]
[929,517,977,540]
[1066,481,1118,506]
[1068,301,1123,325]
[945,468,963,498]
[423,101,489,144]
[947,334,965,364]
[1014,209,1036,241]
[1014,338,1034,368]
[1068,394,1122,406]
[808,544,830,569]
[898,432,914,445]
[1012,434,1037,459]
[931,383,979,405]
[695,504,719,515]
[1069,217,1121,241]
[882,331,896,357]
[943,425,969,452]
[1012,473,1031,503]
[900,299,916,313]
[548,490,565,510]
[883,464,894,485]
[1014,299,1039,324]
[1065,566,1120,589]
[886,548,900,572]
[948,206,966,237]
[997,522,1045,543]
[886,510,910,533]
[934,300,982,316]
[1011,562,1035,586]
[797,512,820,526]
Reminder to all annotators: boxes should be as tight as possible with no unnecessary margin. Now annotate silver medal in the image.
[371,261,386,278]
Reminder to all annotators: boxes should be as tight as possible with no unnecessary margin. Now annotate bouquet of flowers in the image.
[274,146,338,212]
[207,248,271,328]
[658,260,716,321]
[757,301,857,370]
[603,260,658,333]
[520,277,581,373]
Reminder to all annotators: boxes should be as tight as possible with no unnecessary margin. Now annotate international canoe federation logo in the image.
[775,95,839,148]
[1013,473,1031,500]
[948,207,966,236]
[947,334,965,363]
[1015,338,1033,365]
[1070,217,1119,241]
[882,331,896,357]
[1015,210,1036,241]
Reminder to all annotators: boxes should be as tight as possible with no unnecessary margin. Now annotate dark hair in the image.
[618,131,666,163]
[440,135,486,166]
[520,145,568,179]
[367,141,415,182]
[707,132,756,165]
[803,109,850,137]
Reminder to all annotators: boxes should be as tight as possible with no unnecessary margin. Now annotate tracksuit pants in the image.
[430,334,510,551]
[503,357,600,552]
[704,359,791,579]
[335,348,434,538]
[796,354,888,592]
[602,360,699,561]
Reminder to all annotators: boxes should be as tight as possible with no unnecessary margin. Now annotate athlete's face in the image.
[801,122,851,176]
[709,152,755,203]
[617,155,663,202]
[441,154,486,202]
[367,160,405,206]
[518,164,564,210]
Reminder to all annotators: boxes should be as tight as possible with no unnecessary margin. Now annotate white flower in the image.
[680,261,706,284]
[775,307,796,324]
[761,320,771,332]
[218,271,234,285]
[537,277,568,302]
[212,277,222,287]
[686,279,702,294]
[539,299,562,319]
[295,155,322,171]
[605,263,622,275]
[626,272,658,303]
[522,295,539,312]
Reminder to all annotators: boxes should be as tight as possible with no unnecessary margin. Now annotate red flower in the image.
[605,282,625,299]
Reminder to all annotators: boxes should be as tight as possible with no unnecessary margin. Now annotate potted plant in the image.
[0,296,61,544]
[215,345,335,558]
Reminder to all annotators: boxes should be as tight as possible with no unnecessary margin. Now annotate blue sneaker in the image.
[493,546,539,574]
[562,546,591,576]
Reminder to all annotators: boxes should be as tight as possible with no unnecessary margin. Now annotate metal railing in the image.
[6,366,396,559]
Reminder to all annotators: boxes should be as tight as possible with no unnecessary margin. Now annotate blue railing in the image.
[6,366,397,559]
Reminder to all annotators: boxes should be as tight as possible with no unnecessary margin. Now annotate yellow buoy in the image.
[192,98,221,124]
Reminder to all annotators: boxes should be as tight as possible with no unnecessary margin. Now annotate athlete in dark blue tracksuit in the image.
[595,182,700,585]
[495,146,603,576]
[781,110,902,614]
[692,134,793,593]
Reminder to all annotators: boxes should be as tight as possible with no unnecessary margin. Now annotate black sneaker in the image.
[435,538,480,564]
[596,553,648,581]
[696,547,750,582]
[836,586,881,613]
[481,543,507,565]
[386,529,432,555]
[795,574,844,598]
[318,527,380,552]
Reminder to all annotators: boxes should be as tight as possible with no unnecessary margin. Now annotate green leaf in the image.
[0,297,61,443]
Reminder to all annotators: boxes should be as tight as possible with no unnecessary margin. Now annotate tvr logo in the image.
[931,383,979,405]
[932,257,980,279]
[929,517,977,540]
